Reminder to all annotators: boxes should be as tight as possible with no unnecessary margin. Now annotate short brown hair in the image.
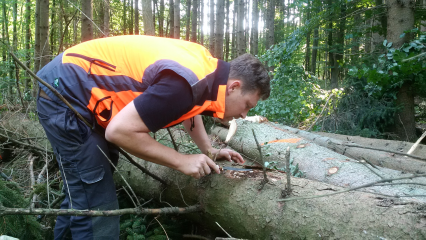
[229,53,271,100]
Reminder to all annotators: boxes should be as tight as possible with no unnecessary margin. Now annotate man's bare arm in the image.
[105,101,220,178]
[183,116,245,164]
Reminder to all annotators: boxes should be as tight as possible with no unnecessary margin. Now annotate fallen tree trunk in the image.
[3,114,426,238]
[211,121,426,175]
[115,153,426,239]
[210,120,426,197]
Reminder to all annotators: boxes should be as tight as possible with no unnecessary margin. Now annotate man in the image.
[36,35,270,239]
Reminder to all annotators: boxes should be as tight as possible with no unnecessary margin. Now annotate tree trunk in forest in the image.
[351,7,360,64]
[1,0,5,67]
[191,0,197,42]
[33,0,40,78]
[185,0,191,41]
[200,0,204,44]
[311,28,318,73]
[110,124,426,239]
[224,0,230,60]
[231,0,237,59]
[25,0,31,93]
[247,123,426,174]
[134,0,139,35]
[169,0,174,37]
[142,0,155,35]
[12,0,17,51]
[265,0,274,51]
[2,115,426,239]
[114,155,426,239]
[129,0,134,34]
[335,1,345,84]
[237,0,245,56]
[387,0,416,142]
[104,0,110,36]
[327,0,337,89]
[123,0,127,35]
[174,0,180,38]
[81,0,93,42]
[214,0,225,59]
[159,0,164,37]
[304,0,311,71]
[422,0,426,32]
[2,0,13,99]
[50,0,56,55]
[153,0,157,31]
[209,0,215,55]
[39,0,50,69]
[250,0,258,56]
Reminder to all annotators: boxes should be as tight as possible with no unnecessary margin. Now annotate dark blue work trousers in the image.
[37,94,120,239]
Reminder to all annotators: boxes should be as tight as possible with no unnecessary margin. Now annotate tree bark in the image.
[224,0,230,60]
[304,0,311,71]
[129,0,134,34]
[191,0,197,42]
[185,0,191,41]
[39,0,50,69]
[265,0,274,51]
[215,0,225,59]
[250,0,258,56]
[159,0,164,36]
[209,0,215,55]
[422,0,426,32]
[237,0,245,56]
[200,0,204,44]
[173,0,180,38]
[104,0,110,36]
[231,0,237,59]
[387,0,416,142]
[142,0,155,35]
[25,0,31,94]
[2,114,426,239]
[327,0,337,88]
[169,0,174,37]
[113,126,426,239]
[81,0,93,42]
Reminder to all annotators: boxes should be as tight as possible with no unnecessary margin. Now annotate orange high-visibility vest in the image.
[58,35,228,129]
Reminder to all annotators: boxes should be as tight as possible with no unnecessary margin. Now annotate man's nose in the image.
[240,111,248,119]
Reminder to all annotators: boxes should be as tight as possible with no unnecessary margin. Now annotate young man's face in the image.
[223,80,261,122]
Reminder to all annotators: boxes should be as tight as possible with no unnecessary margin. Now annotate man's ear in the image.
[227,80,242,93]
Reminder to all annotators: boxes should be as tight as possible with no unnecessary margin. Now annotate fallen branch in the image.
[0,132,54,154]
[341,143,426,162]
[407,130,426,155]
[277,174,426,202]
[0,204,201,217]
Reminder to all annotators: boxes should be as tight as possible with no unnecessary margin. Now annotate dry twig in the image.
[252,129,268,190]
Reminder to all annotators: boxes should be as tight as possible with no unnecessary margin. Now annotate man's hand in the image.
[208,148,245,164]
[176,154,221,179]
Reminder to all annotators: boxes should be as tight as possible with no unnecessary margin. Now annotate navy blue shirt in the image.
[134,70,193,132]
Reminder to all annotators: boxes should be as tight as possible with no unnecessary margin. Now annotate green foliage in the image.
[0,180,43,240]
[252,11,334,126]
[348,30,426,92]
[119,215,184,240]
